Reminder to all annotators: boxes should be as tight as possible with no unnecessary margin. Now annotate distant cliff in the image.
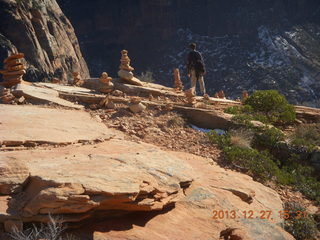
[58,0,320,106]
[0,0,89,83]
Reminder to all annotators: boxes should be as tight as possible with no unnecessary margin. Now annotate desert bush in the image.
[244,90,296,124]
[207,131,231,149]
[223,146,281,182]
[290,124,320,151]
[280,154,320,204]
[139,70,155,83]
[253,127,285,149]
[208,128,320,203]
[224,106,242,115]
[10,215,77,240]
[284,202,318,240]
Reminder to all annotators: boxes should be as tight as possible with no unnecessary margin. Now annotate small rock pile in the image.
[0,88,15,104]
[73,72,83,86]
[0,87,25,104]
[242,90,249,100]
[0,53,26,88]
[129,96,146,113]
[214,90,226,99]
[185,89,195,105]
[99,72,114,93]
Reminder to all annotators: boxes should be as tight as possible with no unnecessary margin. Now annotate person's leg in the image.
[199,74,206,95]
[190,69,197,95]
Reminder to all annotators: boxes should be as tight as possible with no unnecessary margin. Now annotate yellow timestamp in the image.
[212,210,308,220]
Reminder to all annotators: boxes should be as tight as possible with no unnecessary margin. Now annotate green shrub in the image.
[253,127,285,149]
[281,155,320,204]
[244,90,296,124]
[223,146,281,182]
[284,202,318,240]
[224,106,242,114]
[207,131,231,149]
[290,124,320,151]
[207,128,320,204]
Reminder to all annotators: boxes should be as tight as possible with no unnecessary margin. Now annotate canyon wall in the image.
[0,0,90,82]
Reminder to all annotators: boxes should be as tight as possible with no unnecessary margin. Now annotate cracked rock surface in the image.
[0,104,294,239]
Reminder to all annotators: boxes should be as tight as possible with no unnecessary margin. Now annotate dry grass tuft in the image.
[229,128,253,149]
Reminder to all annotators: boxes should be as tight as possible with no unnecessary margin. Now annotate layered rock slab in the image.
[91,152,294,240]
[0,136,293,239]
[0,104,115,146]
[0,139,193,221]
[12,83,84,109]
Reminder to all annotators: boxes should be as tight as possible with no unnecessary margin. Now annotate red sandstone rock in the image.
[0,1,89,82]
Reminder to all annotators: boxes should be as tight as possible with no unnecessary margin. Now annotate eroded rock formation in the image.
[0,0,89,83]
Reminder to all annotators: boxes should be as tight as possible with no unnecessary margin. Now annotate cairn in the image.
[0,53,26,88]
[73,72,83,86]
[99,96,115,109]
[218,90,226,99]
[129,96,146,113]
[185,89,195,105]
[99,72,114,93]
[242,90,249,100]
[118,50,143,86]
[0,88,15,104]
[203,94,210,101]
[174,68,183,91]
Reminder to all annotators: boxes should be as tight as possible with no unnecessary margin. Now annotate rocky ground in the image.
[90,106,221,160]
[0,80,319,239]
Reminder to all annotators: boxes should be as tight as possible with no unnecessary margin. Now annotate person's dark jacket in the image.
[187,50,206,78]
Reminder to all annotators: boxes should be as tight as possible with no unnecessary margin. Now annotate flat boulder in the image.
[12,84,84,109]
[0,105,116,146]
[0,139,193,221]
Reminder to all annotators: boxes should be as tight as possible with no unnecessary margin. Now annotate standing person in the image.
[186,43,206,96]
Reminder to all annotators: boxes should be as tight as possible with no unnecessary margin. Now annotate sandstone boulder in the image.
[0,104,116,147]
[1,139,193,222]
[0,159,29,195]
[118,70,144,86]
[11,83,84,109]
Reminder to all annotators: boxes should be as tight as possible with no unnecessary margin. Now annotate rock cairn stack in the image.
[99,72,114,93]
[218,90,226,99]
[118,50,143,86]
[129,96,146,113]
[214,90,226,99]
[185,89,195,105]
[174,68,183,91]
[99,96,115,109]
[0,53,26,88]
[73,72,83,86]
[242,90,249,100]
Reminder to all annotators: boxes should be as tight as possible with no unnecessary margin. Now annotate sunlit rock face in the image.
[0,0,90,83]
[58,0,320,106]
